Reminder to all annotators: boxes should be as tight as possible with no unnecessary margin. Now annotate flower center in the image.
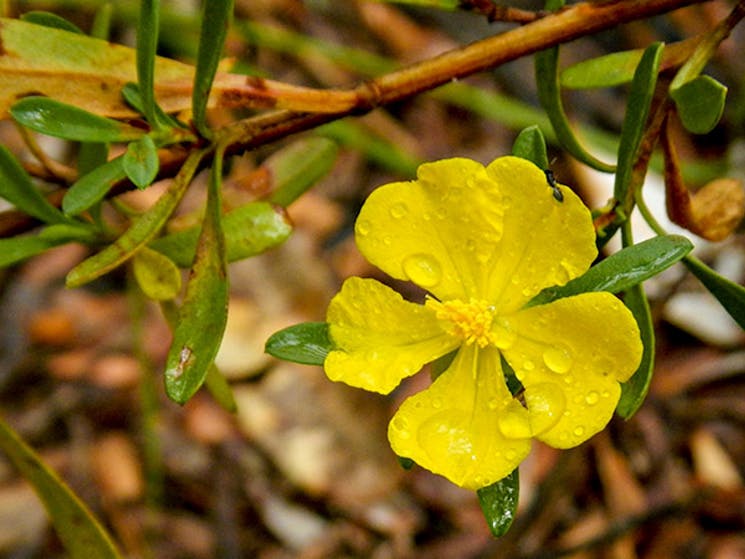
[426,297,497,348]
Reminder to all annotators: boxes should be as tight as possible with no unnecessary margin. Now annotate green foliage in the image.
[164,150,228,404]
[123,135,160,189]
[477,469,520,538]
[561,49,644,89]
[0,417,123,559]
[671,75,727,134]
[534,0,615,173]
[10,97,146,142]
[527,235,694,308]
[63,156,127,216]
[265,322,333,366]
[0,145,68,224]
[192,0,234,137]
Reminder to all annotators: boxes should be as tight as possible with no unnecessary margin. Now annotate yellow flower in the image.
[324,156,643,490]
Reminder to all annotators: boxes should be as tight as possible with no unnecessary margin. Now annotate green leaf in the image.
[617,283,655,418]
[511,125,549,169]
[136,0,164,128]
[39,223,98,243]
[63,156,127,216]
[670,75,727,135]
[534,0,614,173]
[192,0,234,137]
[0,234,66,268]
[561,49,644,89]
[204,365,237,413]
[150,201,292,267]
[66,149,206,287]
[77,142,109,176]
[123,135,159,189]
[0,145,67,224]
[10,97,146,142]
[132,246,182,300]
[264,322,333,366]
[121,83,183,129]
[267,137,339,207]
[164,153,229,404]
[528,235,693,308]
[684,255,745,330]
[613,43,663,205]
[0,416,123,559]
[477,469,520,538]
[20,11,84,33]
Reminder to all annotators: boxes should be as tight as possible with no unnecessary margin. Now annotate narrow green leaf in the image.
[77,142,109,176]
[164,152,229,404]
[150,201,292,267]
[264,322,333,366]
[192,0,234,137]
[121,83,184,129]
[477,469,520,538]
[0,416,123,559]
[10,97,145,142]
[617,283,655,418]
[534,0,614,173]
[528,235,693,308]
[90,2,114,39]
[267,138,339,207]
[0,145,67,224]
[20,11,84,33]
[66,149,206,287]
[39,223,98,243]
[684,255,745,330]
[670,75,727,135]
[137,0,162,127]
[511,125,549,169]
[204,365,237,413]
[63,156,127,216]
[123,135,159,189]
[561,49,644,89]
[132,246,182,300]
[613,43,663,204]
[0,234,65,268]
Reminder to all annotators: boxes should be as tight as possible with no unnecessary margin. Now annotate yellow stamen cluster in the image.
[426,297,496,348]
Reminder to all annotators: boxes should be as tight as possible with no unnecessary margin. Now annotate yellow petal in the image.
[484,157,598,312]
[325,277,457,394]
[355,158,506,301]
[388,345,532,490]
[500,292,643,448]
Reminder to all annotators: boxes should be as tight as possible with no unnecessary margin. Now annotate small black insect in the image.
[544,169,564,202]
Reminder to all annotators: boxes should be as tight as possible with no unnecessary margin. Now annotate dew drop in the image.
[498,409,532,439]
[523,360,535,371]
[391,417,410,439]
[543,347,572,374]
[403,253,443,288]
[432,397,443,409]
[383,236,393,246]
[356,219,371,236]
[573,426,585,437]
[492,325,516,350]
[487,398,500,410]
[390,202,408,219]
[585,391,600,405]
[505,449,517,461]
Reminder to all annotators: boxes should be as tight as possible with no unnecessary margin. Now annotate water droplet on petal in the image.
[487,398,501,410]
[498,409,532,439]
[492,325,516,350]
[573,426,585,438]
[523,360,535,371]
[390,202,408,219]
[356,219,371,236]
[524,383,566,435]
[391,416,410,439]
[432,397,443,409]
[418,411,475,465]
[403,253,443,288]
[543,347,572,374]
[585,391,600,405]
